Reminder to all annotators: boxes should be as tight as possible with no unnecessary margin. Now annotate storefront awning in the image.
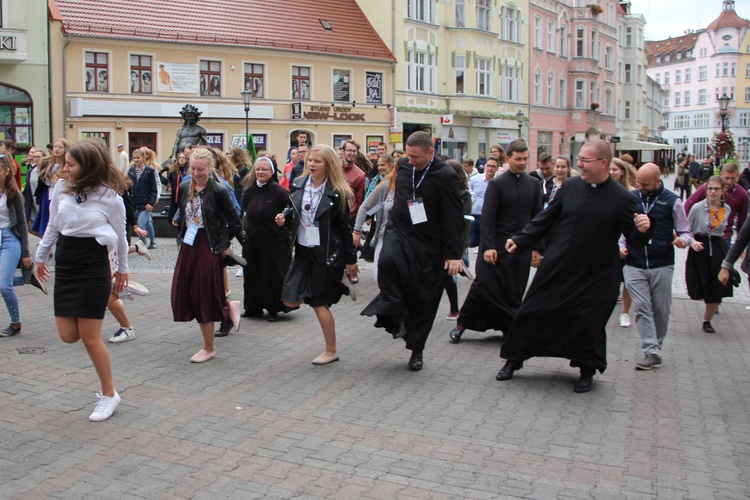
[616,139,675,151]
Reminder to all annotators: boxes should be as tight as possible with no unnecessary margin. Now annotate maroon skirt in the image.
[171,228,229,324]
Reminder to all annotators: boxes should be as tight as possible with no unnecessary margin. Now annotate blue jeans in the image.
[136,209,155,244]
[0,228,23,323]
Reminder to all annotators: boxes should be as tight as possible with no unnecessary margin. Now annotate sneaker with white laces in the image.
[619,313,631,328]
[109,327,135,343]
[134,240,152,261]
[88,391,121,421]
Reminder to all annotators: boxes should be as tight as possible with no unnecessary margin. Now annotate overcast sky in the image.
[627,0,740,41]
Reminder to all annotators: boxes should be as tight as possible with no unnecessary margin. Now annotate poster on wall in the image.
[82,131,110,146]
[156,62,199,93]
[366,135,384,160]
[333,69,350,103]
[365,72,382,104]
[333,135,352,149]
[231,134,267,150]
[206,133,224,150]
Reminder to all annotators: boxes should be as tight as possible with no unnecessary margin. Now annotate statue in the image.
[172,104,207,158]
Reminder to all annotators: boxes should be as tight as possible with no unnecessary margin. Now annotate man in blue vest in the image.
[623,163,693,370]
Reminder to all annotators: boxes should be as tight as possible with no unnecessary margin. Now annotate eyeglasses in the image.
[577,158,605,164]
[706,187,722,191]
[255,168,272,172]
[344,149,358,154]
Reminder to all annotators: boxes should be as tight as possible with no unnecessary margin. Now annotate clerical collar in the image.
[256,180,267,188]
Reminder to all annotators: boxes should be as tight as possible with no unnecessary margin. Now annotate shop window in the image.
[333,69,351,102]
[0,84,33,147]
[292,66,311,100]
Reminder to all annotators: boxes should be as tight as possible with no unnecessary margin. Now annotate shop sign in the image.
[206,133,223,149]
[304,106,365,121]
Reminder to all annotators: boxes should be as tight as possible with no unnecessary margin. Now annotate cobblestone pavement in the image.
[2,185,750,498]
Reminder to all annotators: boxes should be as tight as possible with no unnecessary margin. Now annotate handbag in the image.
[359,218,377,262]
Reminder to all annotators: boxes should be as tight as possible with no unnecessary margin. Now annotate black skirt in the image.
[54,235,111,319]
[686,234,733,303]
[281,244,347,308]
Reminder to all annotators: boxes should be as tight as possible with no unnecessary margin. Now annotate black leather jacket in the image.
[175,178,241,254]
[284,175,357,266]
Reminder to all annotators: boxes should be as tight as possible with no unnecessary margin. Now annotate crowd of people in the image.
[4,133,750,422]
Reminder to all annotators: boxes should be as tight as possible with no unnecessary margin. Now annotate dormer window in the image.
[656,56,661,63]
[676,53,682,60]
[665,55,671,62]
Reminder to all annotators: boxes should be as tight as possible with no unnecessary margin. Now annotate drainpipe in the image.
[61,33,72,139]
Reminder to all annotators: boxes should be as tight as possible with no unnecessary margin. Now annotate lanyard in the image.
[639,191,661,214]
[305,177,326,215]
[411,157,434,199]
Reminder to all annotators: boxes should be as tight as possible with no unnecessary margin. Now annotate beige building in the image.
[49,0,395,162]
[0,0,51,151]
[357,0,529,160]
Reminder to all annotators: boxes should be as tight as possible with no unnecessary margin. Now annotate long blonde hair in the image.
[140,147,159,169]
[611,158,636,190]
[188,147,216,201]
[39,138,70,184]
[213,149,237,184]
[304,144,353,202]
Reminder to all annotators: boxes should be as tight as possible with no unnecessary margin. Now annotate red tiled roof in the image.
[645,33,699,65]
[52,0,396,63]
[706,6,750,31]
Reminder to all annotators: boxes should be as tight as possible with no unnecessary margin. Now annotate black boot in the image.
[496,360,523,381]
[573,368,595,393]
[408,350,423,371]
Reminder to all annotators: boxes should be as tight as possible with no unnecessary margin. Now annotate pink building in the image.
[529,0,619,168]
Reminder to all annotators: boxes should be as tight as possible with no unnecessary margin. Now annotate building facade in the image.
[646,0,749,162]
[357,0,529,161]
[615,1,647,142]
[0,0,50,152]
[49,0,395,161]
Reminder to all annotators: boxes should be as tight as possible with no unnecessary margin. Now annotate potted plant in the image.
[588,3,603,15]
[590,102,600,111]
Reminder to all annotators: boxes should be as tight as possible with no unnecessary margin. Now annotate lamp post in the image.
[717,91,732,133]
[516,110,524,140]
[241,89,252,152]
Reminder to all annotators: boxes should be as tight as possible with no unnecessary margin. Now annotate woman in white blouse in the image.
[35,139,130,422]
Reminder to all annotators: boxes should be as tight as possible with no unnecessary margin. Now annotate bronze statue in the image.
[172,104,207,158]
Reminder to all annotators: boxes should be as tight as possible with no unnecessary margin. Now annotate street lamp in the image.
[241,89,253,152]
[516,110,524,140]
[717,91,732,132]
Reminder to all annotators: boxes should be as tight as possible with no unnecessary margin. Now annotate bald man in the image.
[623,163,693,370]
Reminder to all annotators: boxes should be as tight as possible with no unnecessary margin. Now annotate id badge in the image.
[183,223,199,246]
[305,223,321,247]
[408,198,428,225]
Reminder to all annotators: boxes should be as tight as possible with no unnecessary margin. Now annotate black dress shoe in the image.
[496,360,522,381]
[573,369,594,393]
[449,326,464,343]
[392,322,407,339]
[214,320,230,337]
[266,313,278,322]
[702,321,716,334]
[408,350,423,371]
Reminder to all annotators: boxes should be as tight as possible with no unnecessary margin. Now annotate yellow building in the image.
[356,0,529,159]
[0,0,50,151]
[49,0,395,161]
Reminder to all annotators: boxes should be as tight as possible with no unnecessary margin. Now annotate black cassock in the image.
[361,156,464,351]
[458,171,543,333]
[501,176,651,373]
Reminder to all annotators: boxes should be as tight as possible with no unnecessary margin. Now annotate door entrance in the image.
[128,133,157,158]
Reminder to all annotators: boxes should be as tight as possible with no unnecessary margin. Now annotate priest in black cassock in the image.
[498,140,653,393]
[449,139,543,343]
[361,131,464,371]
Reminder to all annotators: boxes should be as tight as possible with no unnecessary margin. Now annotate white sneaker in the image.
[113,279,149,297]
[134,240,152,261]
[89,391,121,421]
[619,313,631,328]
[235,268,244,277]
[109,327,135,343]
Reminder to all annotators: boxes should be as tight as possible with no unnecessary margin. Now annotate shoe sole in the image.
[109,336,135,343]
[635,363,661,370]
